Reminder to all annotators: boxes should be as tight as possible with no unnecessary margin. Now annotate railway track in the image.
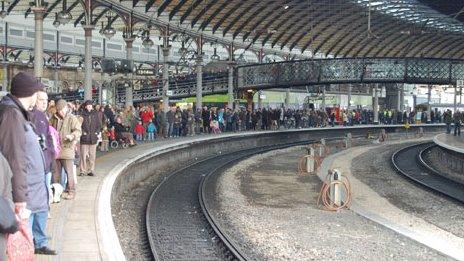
[391,142,464,203]
[146,141,310,260]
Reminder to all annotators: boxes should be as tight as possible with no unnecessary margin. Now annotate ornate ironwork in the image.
[237,57,464,90]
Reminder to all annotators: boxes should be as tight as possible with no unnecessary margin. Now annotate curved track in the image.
[146,142,309,260]
[391,142,464,203]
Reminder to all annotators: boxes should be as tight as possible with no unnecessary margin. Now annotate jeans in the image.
[168,123,174,137]
[147,132,155,141]
[28,210,49,249]
[136,134,143,141]
[454,123,461,136]
[446,123,451,134]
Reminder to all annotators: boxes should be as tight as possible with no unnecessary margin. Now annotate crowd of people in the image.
[2,71,462,259]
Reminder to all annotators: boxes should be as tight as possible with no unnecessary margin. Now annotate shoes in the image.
[35,246,57,255]
[62,192,75,200]
[87,172,94,177]
[78,173,85,176]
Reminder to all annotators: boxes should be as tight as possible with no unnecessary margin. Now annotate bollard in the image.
[306,156,315,173]
[330,169,342,207]
[345,132,352,148]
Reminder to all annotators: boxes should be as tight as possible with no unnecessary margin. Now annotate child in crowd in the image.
[109,126,116,142]
[147,119,157,141]
[134,121,145,141]
[101,126,110,152]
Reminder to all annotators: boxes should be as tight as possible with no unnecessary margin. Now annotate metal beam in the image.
[389,33,430,57]
[263,2,320,47]
[156,0,172,15]
[440,40,464,58]
[372,30,416,57]
[191,0,220,27]
[199,1,230,31]
[169,0,188,21]
[133,0,141,8]
[6,0,20,14]
[242,1,291,42]
[388,33,435,57]
[43,0,62,19]
[250,0,308,45]
[409,35,451,58]
[92,8,110,25]
[179,0,202,25]
[313,10,364,54]
[74,12,85,27]
[289,4,358,51]
[212,1,242,34]
[232,3,268,39]
[24,7,31,18]
[428,37,460,58]
[222,1,259,36]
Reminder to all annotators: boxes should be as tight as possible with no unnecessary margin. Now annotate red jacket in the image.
[140,111,154,123]
[134,124,145,135]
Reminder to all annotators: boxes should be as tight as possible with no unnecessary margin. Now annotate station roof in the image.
[6,0,464,59]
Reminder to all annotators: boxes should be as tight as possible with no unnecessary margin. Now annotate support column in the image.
[373,84,379,124]
[399,84,404,112]
[2,22,8,92]
[454,84,458,113]
[33,6,45,78]
[162,46,170,113]
[227,63,234,109]
[396,84,401,111]
[83,25,94,101]
[427,84,432,122]
[284,89,290,109]
[347,84,352,110]
[321,86,326,110]
[124,38,134,107]
[196,56,203,110]
[257,90,263,109]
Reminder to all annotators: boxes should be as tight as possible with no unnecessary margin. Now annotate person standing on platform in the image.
[454,110,461,136]
[0,72,57,255]
[79,100,101,177]
[0,151,15,260]
[31,91,55,205]
[49,99,81,199]
[444,109,452,134]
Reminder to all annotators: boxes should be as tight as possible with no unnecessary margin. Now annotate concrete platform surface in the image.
[434,133,464,154]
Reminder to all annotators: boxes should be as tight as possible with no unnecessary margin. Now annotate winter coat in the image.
[134,124,145,135]
[147,123,157,133]
[0,94,29,203]
[32,108,55,173]
[80,109,102,145]
[0,151,13,259]
[49,113,82,160]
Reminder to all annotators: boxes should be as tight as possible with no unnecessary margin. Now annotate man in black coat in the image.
[79,100,102,176]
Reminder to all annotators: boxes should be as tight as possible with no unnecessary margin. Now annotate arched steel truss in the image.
[5,0,464,58]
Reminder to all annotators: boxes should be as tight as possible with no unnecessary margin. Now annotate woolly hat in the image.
[56,99,68,112]
[10,72,44,98]
[82,100,93,107]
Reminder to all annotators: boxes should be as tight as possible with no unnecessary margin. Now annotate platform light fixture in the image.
[210,47,220,61]
[101,12,116,39]
[53,13,60,28]
[57,0,72,25]
[0,0,7,19]
[142,30,154,48]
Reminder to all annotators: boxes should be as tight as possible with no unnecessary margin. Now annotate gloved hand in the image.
[65,134,74,141]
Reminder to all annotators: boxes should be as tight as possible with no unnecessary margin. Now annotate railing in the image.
[116,72,229,103]
[237,57,464,89]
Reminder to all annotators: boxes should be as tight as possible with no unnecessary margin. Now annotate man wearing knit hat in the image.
[49,99,81,200]
[79,100,101,177]
[0,72,57,255]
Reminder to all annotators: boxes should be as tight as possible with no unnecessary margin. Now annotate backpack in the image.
[48,125,61,159]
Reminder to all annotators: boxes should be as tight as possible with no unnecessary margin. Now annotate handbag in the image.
[0,196,18,234]
[7,219,34,261]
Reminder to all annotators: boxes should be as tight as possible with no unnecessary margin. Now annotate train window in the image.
[60,36,73,44]
[44,33,55,42]
[76,39,85,46]
[9,28,23,37]
[26,31,34,39]
[92,41,102,48]
[107,43,122,51]
[133,46,140,53]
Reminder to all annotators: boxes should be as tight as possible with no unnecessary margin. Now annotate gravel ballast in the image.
[212,145,446,260]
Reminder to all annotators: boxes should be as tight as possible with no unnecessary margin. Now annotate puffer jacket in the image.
[49,113,82,160]
[80,109,101,145]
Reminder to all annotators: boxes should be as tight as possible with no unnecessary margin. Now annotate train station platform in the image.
[433,133,464,154]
